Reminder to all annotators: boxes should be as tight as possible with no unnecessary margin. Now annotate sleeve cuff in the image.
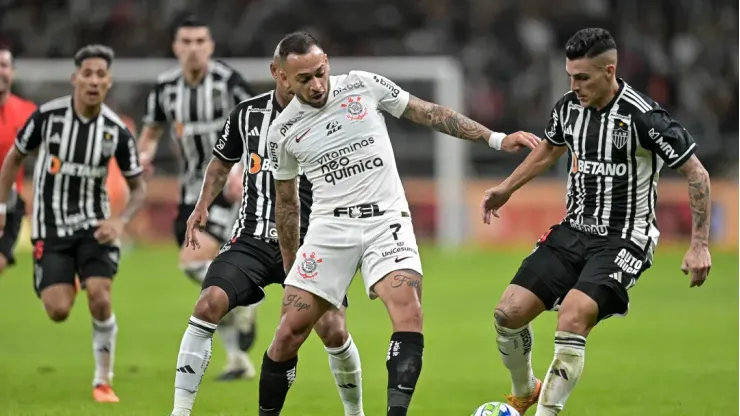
[14,141,28,155]
[213,148,242,162]
[668,142,697,169]
[273,171,299,181]
[122,166,143,178]
[389,91,411,118]
[544,135,566,147]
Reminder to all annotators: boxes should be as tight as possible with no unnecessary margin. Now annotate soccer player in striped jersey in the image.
[0,45,147,403]
[169,42,367,416]
[481,28,712,415]
[137,16,259,381]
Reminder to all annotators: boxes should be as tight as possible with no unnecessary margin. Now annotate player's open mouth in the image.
[87,91,100,97]
[311,92,324,100]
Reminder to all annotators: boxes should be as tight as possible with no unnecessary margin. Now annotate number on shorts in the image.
[389,223,401,241]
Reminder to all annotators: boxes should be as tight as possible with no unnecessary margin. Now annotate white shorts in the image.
[284,214,423,308]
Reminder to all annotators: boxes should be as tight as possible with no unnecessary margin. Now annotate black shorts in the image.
[32,228,121,297]
[203,235,349,310]
[0,198,25,266]
[174,193,238,247]
[511,223,650,321]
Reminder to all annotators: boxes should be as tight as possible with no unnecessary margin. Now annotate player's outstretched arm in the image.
[197,157,236,209]
[400,95,540,151]
[481,140,566,224]
[676,155,712,287]
[275,178,300,272]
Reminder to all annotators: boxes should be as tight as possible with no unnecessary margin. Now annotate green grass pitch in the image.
[0,244,736,415]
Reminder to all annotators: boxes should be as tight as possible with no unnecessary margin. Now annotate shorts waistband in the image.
[332,203,409,219]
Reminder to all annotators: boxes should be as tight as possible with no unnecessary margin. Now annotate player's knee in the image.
[87,287,112,319]
[44,301,72,322]
[556,295,598,335]
[388,301,423,333]
[193,286,230,324]
[314,310,348,349]
[273,316,314,357]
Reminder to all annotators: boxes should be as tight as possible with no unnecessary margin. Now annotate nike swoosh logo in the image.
[397,384,414,392]
[395,256,411,263]
[295,128,311,143]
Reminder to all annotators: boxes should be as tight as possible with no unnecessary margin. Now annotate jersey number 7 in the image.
[389,223,401,241]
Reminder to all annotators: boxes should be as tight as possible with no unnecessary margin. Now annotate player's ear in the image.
[605,63,616,78]
[70,71,77,86]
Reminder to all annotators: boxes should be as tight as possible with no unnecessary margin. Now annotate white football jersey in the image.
[268,70,411,219]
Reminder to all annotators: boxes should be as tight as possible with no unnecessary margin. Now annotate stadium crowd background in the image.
[0,0,737,247]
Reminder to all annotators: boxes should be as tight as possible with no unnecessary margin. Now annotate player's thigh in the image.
[510,225,583,313]
[75,231,120,289]
[32,239,76,300]
[575,241,648,321]
[284,219,362,309]
[360,216,423,302]
[203,242,274,310]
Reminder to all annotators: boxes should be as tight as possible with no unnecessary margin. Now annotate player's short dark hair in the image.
[565,28,617,60]
[73,44,114,68]
[276,32,321,61]
[173,15,208,38]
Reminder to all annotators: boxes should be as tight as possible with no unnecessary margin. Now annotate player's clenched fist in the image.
[501,131,541,153]
[681,243,711,288]
[185,204,209,249]
[480,185,513,224]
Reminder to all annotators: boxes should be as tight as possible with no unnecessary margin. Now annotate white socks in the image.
[495,322,537,397]
[92,314,118,387]
[325,335,364,416]
[535,331,587,416]
[172,316,217,416]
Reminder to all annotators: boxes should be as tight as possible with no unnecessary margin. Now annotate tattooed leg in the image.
[259,286,330,415]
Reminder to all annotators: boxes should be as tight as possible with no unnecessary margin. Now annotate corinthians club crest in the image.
[612,121,629,150]
[297,252,323,279]
[341,96,368,121]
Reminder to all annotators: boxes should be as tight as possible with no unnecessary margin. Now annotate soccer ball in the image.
[471,402,521,416]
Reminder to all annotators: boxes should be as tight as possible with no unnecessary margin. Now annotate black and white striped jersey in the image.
[545,79,697,259]
[14,96,142,239]
[212,91,313,241]
[143,60,254,205]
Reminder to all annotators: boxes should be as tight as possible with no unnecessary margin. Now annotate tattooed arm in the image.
[275,178,300,272]
[400,96,540,151]
[401,96,492,144]
[677,155,711,246]
[676,155,712,287]
[196,157,235,210]
[120,175,147,224]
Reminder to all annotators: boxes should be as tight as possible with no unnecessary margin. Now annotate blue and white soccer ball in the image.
[471,402,521,416]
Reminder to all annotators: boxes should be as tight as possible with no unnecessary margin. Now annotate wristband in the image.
[488,132,506,150]
[0,203,6,215]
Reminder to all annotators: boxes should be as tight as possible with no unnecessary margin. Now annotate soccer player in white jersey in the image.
[252,32,540,416]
